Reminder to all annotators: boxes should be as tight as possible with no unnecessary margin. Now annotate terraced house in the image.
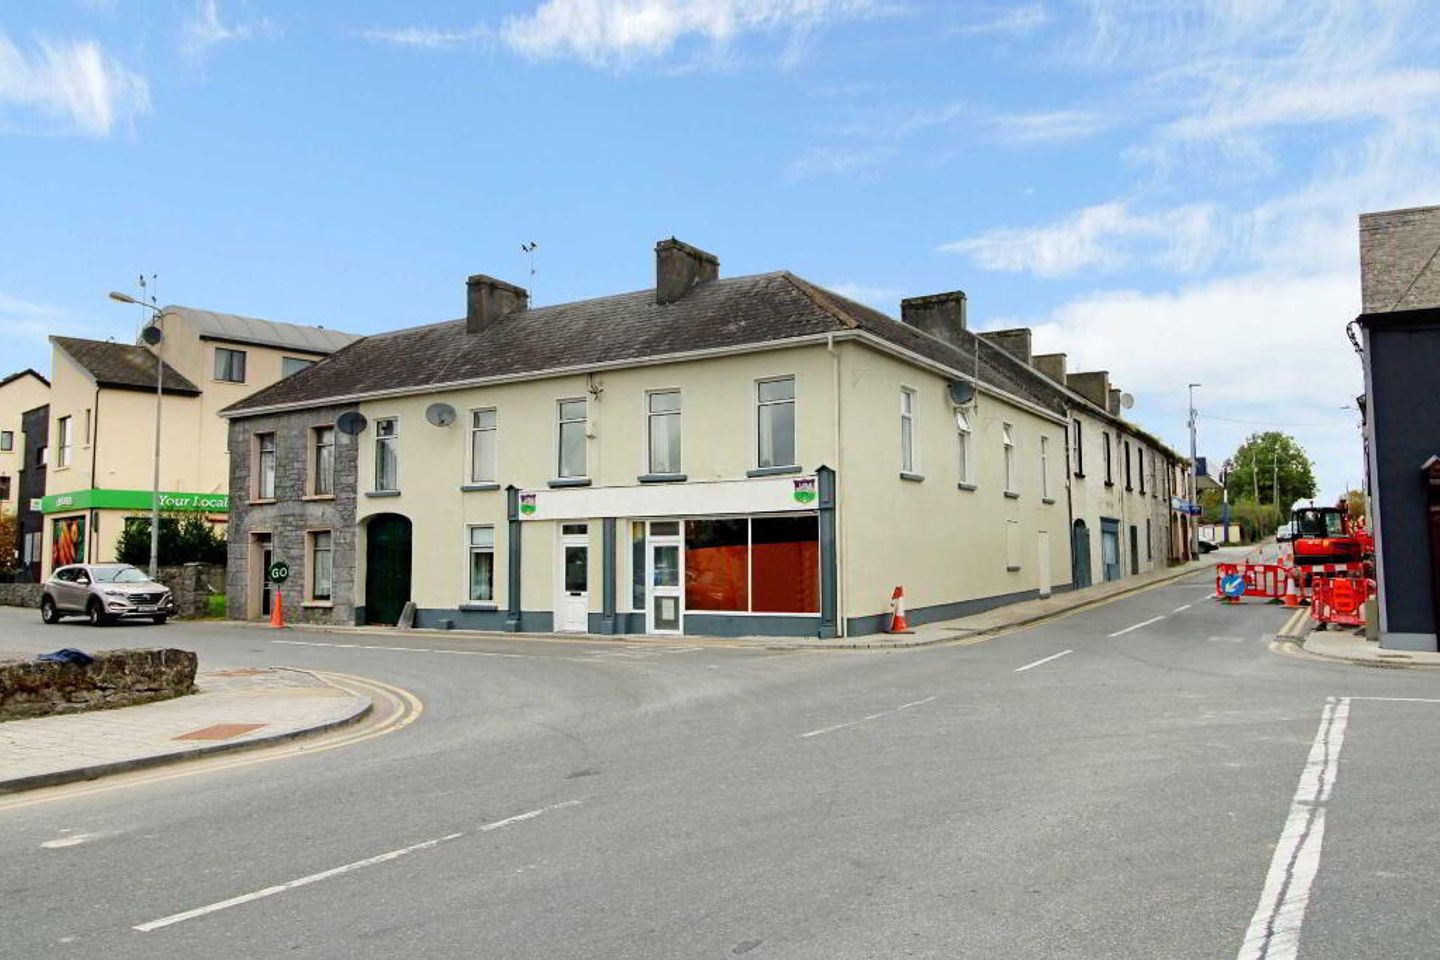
[221,239,1186,638]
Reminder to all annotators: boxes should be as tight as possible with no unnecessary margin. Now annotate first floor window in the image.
[215,347,247,383]
[1040,435,1050,499]
[647,390,682,475]
[900,388,916,473]
[1002,423,1016,493]
[1125,441,1133,490]
[0,430,11,451]
[468,525,495,601]
[57,416,72,467]
[313,426,335,496]
[282,356,315,378]
[956,410,972,484]
[1072,418,1083,476]
[1103,433,1113,484]
[470,408,497,484]
[757,377,796,468]
[558,399,587,478]
[310,531,332,600]
[1147,519,1153,561]
[375,418,399,491]
[257,432,276,499]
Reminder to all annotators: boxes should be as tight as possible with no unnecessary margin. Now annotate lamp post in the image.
[108,291,164,579]
[1188,383,1201,559]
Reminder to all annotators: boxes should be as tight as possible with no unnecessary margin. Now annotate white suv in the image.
[41,564,176,626]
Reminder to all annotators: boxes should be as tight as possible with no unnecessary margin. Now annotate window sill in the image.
[899,471,925,483]
[747,465,801,478]
[460,602,498,612]
[638,473,687,484]
[1006,565,1022,572]
[1074,472,1085,479]
[1004,490,1020,500]
[302,600,333,609]
[251,498,277,506]
[957,482,977,492]
[548,477,592,488]
[302,494,335,502]
[461,483,501,492]
[366,490,401,498]
[1104,481,1115,488]
[1042,497,1057,505]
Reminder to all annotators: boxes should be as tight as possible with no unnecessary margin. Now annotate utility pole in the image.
[1188,383,1201,559]
[1273,455,1279,510]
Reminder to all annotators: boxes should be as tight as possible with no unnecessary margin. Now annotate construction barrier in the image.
[1215,562,1288,603]
[1293,562,1370,603]
[1311,577,1375,630]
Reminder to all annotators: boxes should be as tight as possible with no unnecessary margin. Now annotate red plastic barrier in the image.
[1215,562,1288,602]
[1311,577,1375,629]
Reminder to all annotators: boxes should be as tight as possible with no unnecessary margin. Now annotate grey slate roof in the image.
[0,368,49,388]
[53,337,201,396]
[223,272,1069,417]
[166,305,360,355]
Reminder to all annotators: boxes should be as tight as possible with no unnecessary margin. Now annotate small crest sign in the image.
[792,476,817,505]
[519,492,537,516]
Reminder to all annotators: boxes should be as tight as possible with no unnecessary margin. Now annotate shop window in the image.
[647,390,681,475]
[470,408,497,484]
[215,347,247,383]
[751,515,819,614]
[469,525,495,602]
[375,418,399,491]
[757,377,796,468]
[557,399,587,478]
[685,518,749,612]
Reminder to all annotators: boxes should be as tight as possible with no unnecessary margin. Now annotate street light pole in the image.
[108,292,164,579]
[1188,383,1201,559]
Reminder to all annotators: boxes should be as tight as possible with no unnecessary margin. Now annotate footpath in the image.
[0,667,371,794]
[278,555,1224,651]
[1296,628,1440,669]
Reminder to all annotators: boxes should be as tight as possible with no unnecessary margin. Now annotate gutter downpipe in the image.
[828,334,846,637]
[88,386,101,563]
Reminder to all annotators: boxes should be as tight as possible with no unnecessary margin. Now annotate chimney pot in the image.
[900,291,967,348]
[466,275,529,334]
[1108,388,1122,415]
[656,238,720,305]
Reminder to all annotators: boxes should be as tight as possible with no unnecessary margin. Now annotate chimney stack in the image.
[1108,388,1122,415]
[466,275,528,334]
[1033,352,1067,384]
[979,328,1032,365]
[900,291,967,349]
[1066,370,1110,410]
[656,238,719,305]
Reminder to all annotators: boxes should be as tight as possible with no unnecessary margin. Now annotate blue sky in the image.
[3,1,1439,500]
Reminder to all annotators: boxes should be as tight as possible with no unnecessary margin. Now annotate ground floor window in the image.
[680,514,819,615]
[310,530,333,601]
[469,525,495,601]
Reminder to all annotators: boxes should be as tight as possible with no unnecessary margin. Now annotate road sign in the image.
[268,560,290,584]
[1220,573,1245,598]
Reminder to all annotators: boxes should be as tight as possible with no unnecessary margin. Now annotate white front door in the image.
[556,524,589,632]
[646,527,683,635]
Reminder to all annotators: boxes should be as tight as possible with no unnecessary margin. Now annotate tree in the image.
[0,512,17,573]
[1222,432,1317,511]
[1343,489,1368,524]
[116,513,227,568]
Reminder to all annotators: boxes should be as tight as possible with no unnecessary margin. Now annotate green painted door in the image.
[365,514,412,625]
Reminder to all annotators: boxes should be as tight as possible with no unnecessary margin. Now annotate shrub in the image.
[117,513,227,567]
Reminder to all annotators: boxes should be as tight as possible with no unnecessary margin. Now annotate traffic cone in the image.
[1281,570,1300,608]
[886,586,913,634]
[269,592,285,629]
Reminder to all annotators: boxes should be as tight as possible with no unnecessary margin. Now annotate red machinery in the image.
[1290,502,1366,568]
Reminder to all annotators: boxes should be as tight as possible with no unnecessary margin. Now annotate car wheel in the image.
[152,614,169,625]
[40,596,60,624]
[87,599,111,627]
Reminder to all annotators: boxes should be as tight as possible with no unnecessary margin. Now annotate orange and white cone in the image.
[269,592,285,629]
[886,586,913,634]
[1282,570,1301,608]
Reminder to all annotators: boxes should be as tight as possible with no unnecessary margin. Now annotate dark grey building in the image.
[16,403,49,582]
[1358,205,1440,651]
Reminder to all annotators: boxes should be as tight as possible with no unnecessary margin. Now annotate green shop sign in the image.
[41,488,230,515]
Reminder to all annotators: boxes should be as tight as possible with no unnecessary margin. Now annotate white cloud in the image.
[951,3,1050,37]
[499,0,879,67]
[788,143,895,178]
[941,201,1219,277]
[180,0,278,62]
[989,109,1109,144]
[0,32,149,137]
[361,25,492,50]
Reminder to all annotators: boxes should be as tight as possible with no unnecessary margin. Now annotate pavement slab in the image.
[0,666,371,793]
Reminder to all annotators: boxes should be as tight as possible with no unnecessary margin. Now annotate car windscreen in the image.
[92,567,149,583]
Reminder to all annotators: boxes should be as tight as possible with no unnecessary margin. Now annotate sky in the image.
[3,0,1439,501]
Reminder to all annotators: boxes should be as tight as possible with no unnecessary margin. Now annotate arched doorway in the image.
[365,514,412,625]
[1071,520,1092,590]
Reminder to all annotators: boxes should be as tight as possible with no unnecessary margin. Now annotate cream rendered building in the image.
[41,309,357,572]
[0,369,49,518]
[221,240,1125,637]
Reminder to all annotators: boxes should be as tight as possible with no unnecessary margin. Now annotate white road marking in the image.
[800,696,937,739]
[41,833,96,849]
[1108,615,1165,638]
[1172,604,1193,614]
[1014,649,1073,672]
[134,801,581,933]
[1235,698,1350,960]
[1347,696,1440,703]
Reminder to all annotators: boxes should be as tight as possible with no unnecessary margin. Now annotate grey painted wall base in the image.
[845,583,1075,637]
[416,608,554,632]
[1379,631,1439,652]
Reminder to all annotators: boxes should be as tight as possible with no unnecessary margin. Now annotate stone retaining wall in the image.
[0,648,198,722]
[156,563,225,620]
[0,584,42,609]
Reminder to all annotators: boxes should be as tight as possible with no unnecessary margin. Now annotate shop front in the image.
[39,488,229,572]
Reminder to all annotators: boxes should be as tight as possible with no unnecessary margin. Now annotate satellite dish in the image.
[140,325,163,345]
[947,381,976,406]
[336,411,368,436]
[425,402,457,427]
[1120,392,1135,410]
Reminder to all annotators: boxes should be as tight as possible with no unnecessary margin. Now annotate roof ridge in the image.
[778,273,861,330]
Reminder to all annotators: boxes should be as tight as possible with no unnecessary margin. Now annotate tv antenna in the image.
[136,273,158,339]
[521,241,539,304]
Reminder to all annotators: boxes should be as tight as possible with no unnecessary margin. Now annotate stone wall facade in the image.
[155,563,224,619]
[0,583,42,608]
[0,648,197,721]
[227,404,359,625]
